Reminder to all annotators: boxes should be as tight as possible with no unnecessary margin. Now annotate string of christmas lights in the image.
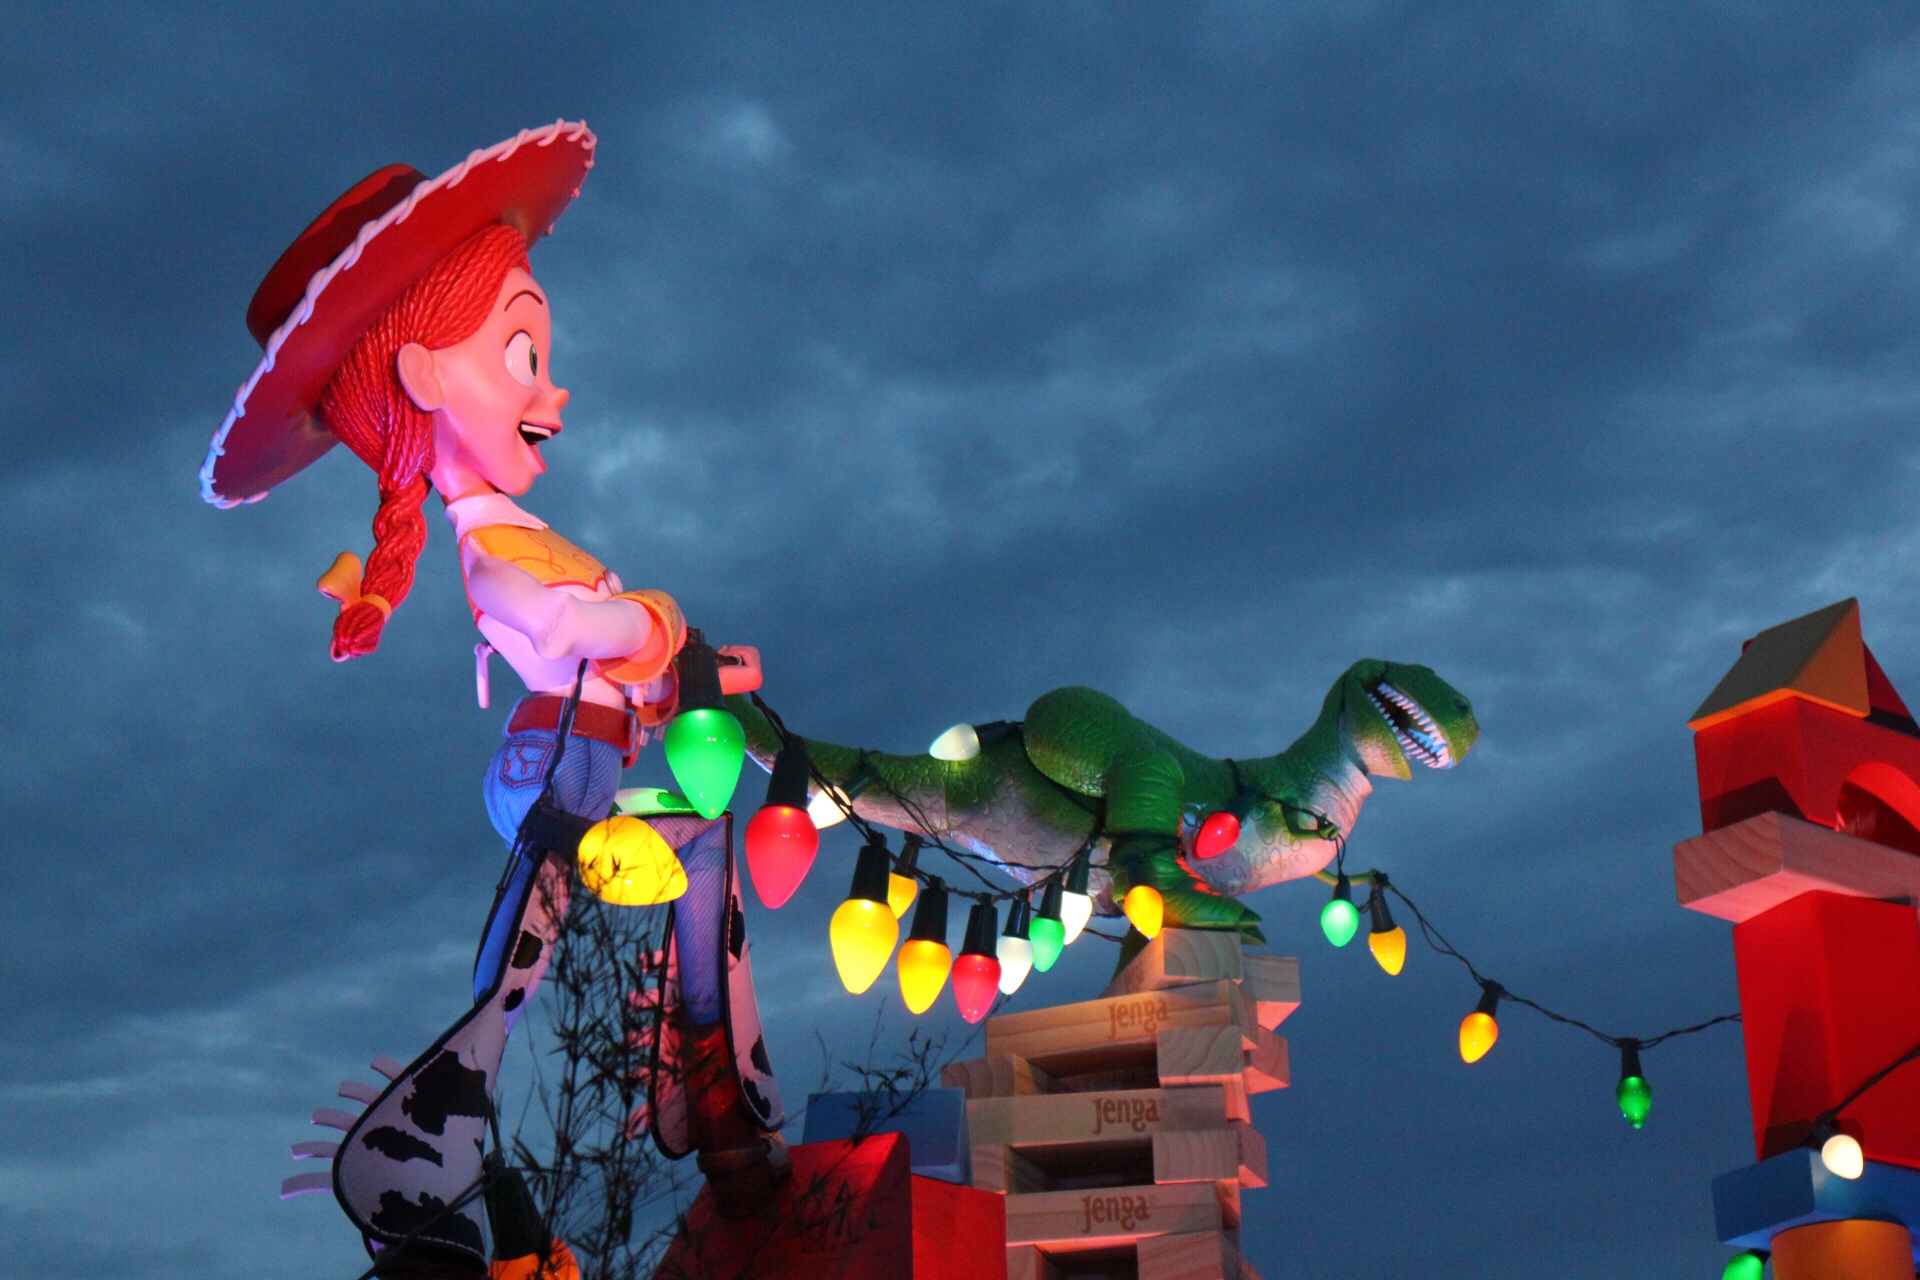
[1309,845,1740,1130]
[679,684,1746,1115]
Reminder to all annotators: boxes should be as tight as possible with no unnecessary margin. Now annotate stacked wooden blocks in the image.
[943,929,1297,1280]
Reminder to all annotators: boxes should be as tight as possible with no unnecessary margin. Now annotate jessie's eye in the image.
[504,331,538,387]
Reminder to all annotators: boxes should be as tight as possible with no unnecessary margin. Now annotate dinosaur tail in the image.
[726,694,945,829]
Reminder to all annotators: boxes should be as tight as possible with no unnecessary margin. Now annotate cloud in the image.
[8,4,1920,1276]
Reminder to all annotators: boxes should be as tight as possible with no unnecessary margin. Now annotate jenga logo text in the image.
[1081,1192,1151,1234]
[1091,1096,1161,1135]
[1107,995,1170,1040]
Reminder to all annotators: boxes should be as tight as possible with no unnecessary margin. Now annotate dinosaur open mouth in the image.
[1367,681,1454,769]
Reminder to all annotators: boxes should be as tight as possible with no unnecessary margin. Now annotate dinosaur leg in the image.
[1110,845,1264,939]
[1091,744,1264,939]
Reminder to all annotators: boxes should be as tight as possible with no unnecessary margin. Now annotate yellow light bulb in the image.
[1459,1011,1499,1063]
[577,816,688,907]
[1369,925,1407,976]
[896,939,953,1014]
[887,872,919,919]
[829,898,898,994]
[1122,885,1164,938]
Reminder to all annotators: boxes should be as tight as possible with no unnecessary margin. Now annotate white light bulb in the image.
[1821,1132,1864,1180]
[807,788,850,829]
[997,935,1034,995]
[928,724,981,762]
[1060,891,1094,945]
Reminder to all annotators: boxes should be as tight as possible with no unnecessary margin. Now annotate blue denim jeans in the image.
[472,719,623,1002]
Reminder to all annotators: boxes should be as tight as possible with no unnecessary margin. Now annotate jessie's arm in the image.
[465,551,653,661]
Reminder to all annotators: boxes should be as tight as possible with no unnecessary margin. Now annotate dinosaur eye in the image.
[504,330,538,387]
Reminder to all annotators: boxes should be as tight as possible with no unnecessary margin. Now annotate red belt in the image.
[508,695,637,761]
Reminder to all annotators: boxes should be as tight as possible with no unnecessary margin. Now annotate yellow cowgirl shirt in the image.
[445,492,684,693]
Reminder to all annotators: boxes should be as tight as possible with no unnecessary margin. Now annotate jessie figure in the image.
[207,124,786,1273]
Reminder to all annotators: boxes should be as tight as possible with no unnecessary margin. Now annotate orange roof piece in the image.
[1688,599,1872,731]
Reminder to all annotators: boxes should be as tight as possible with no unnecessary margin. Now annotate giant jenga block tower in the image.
[942,929,1296,1280]
[1674,600,1920,1279]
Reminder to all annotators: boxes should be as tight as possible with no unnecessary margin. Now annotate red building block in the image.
[1733,891,1920,1167]
[652,1133,1007,1280]
[1695,696,1920,841]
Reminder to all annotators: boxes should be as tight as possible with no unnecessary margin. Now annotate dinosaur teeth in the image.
[1367,683,1454,770]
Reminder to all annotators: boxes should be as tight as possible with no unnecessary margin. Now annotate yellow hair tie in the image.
[358,593,393,618]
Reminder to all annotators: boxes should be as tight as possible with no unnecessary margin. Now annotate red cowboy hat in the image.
[200,121,596,507]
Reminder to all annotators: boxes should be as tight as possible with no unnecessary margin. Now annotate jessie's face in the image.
[423,266,569,497]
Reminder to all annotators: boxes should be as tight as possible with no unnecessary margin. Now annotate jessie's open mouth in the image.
[518,423,556,448]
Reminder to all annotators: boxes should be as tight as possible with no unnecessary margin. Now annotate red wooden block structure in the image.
[651,1132,1007,1280]
[1676,599,1920,1278]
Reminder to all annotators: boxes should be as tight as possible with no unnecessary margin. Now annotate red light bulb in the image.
[951,900,1004,1023]
[744,804,818,908]
[744,741,820,908]
[950,953,1002,1023]
[1194,811,1239,859]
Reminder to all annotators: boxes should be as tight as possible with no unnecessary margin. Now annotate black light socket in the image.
[482,1155,545,1261]
[848,838,892,905]
[1368,888,1395,935]
[1003,893,1033,940]
[675,628,724,711]
[897,834,923,878]
[1619,1039,1643,1082]
[1473,982,1503,1019]
[961,901,999,957]
[764,740,812,811]
[1038,878,1065,922]
[908,880,950,946]
[1065,849,1091,895]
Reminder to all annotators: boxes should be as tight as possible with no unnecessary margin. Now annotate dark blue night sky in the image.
[6,4,1920,1276]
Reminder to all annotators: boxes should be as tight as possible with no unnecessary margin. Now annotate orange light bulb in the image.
[1459,984,1503,1063]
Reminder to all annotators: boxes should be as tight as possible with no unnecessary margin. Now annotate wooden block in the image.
[1006,1244,1064,1280]
[1152,1130,1239,1184]
[1102,930,1244,998]
[1221,1078,1250,1124]
[1137,1229,1241,1280]
[1239,954,1301,1030]
[970,1087,1229,1149]
[986,982,1256,1072]
[1237,1258,1268,1280]
[1157,1025,1245,1087]
[972,1145,1047,1195]
[943,1054,1062,1100]
[1215,1181,1241,1229]
[1674,811,1920,923]
[1229,1121,1267,1189]
[1003,1180,1225,1248]
[911,1174,1010,1280]
[1243,1028,1288,1093]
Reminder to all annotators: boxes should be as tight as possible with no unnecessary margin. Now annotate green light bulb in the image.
[663,707,745,819]
[1721,1251,1765,1280]
[1615,1040,1652,1130]
[1029,916,1066,972]
[1320,896,1360,947]
[1617,1075,1652,1129]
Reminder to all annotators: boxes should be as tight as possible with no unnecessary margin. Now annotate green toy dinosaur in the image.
[729,659,1477,939]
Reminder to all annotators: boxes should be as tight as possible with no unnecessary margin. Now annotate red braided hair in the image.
[319,224,529,661]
